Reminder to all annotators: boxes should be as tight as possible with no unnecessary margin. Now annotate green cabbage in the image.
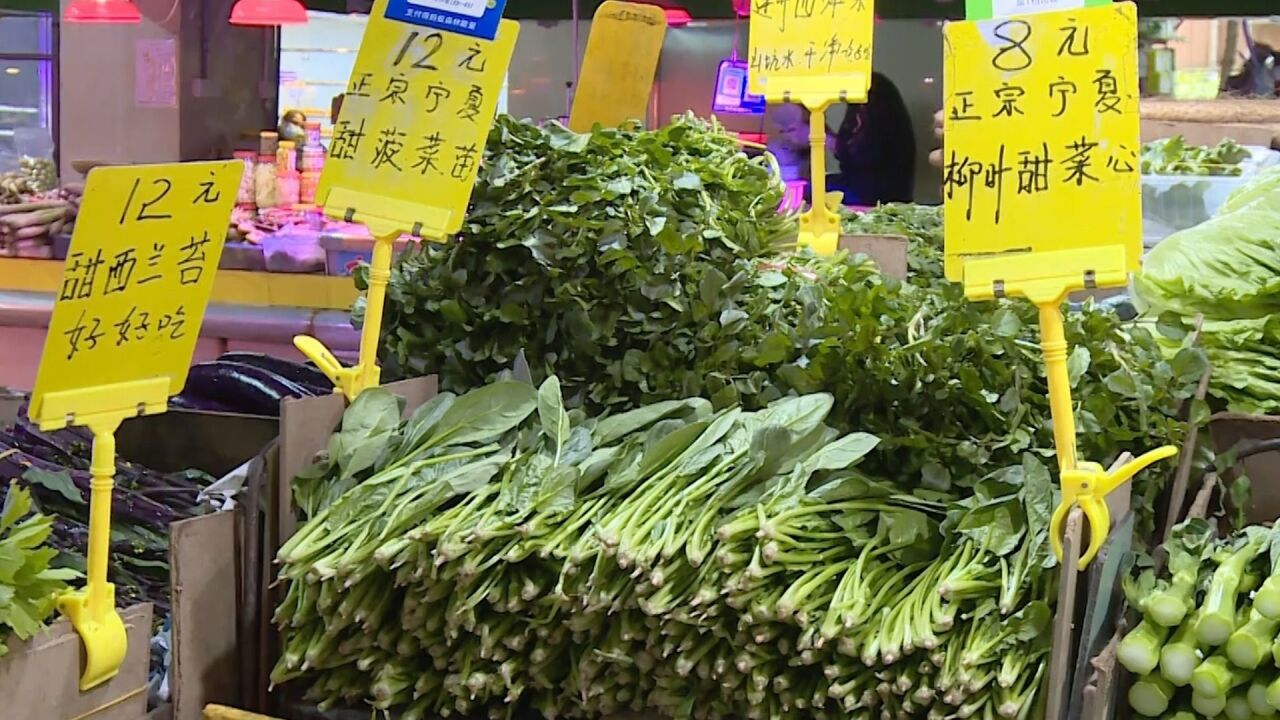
[1135,169,1280,413]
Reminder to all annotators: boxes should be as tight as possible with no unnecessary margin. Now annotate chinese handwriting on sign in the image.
[748,0,872,77]
[941,4,1141,276]
[315,17,518,238]
[747,0,874,98]
[33,161,239,404]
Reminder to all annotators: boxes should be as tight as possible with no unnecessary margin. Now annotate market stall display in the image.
[0,157,69,259]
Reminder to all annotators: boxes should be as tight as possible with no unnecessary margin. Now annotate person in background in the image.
[331,94,345,124]
[278,109,308,145]
[930,109,943,169]
[766,103,815,185]
[831,72,916,205]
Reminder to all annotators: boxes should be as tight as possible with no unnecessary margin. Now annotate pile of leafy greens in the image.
[275,380,1057,720]
[0,482,78,657]
[363,118,1204,540]
[1136,166,1280,414]
[1141,136,1251,177]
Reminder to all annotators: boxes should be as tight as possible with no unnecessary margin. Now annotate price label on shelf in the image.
[29,161,239,420]
[568,1,667,133]
[747,0,875,103]
[942,3,1141,283]
[317,0,519,239]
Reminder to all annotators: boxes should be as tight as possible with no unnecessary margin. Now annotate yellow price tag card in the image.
[568,1,667,133]
[748,0,875,103]
[318,0,519,239]
[30,161,240,421]
[942,3,1141,283]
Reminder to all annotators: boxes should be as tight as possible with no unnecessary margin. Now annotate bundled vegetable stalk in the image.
[0,200,73,257]
[273,378,1057,720]
[1118,519,1280,718]
[0,407,218,614]
[0,481,80,657]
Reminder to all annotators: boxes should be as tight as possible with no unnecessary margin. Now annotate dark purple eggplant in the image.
[167,394,237,413]
[180,361,313,417]
[215,352,333,394]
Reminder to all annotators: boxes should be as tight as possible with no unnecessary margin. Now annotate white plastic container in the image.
[1142,174,1250,246]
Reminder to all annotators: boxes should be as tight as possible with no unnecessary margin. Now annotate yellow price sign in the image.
[568,1,667,133]
[747,0,875,104]
[942,3,1141,284]
[30,161,239,422]
[318,0,519,239]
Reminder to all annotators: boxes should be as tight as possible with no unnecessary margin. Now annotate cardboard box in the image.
[0,603,153,720]
[1209,412,1280,524]
[837,233,909,280]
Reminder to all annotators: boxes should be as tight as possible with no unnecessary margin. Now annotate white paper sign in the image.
[991,0,1085,18]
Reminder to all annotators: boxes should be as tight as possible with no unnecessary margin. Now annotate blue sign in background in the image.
[712,59,766,116]
[384,0,508,40]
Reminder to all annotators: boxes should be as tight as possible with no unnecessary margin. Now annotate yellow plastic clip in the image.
[1050,446,1178,570]
[796,101,841,256]
[294,232,396,401]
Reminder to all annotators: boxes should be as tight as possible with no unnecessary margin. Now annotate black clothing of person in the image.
[832,72,916,205]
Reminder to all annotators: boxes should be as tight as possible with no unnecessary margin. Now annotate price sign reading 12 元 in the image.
[317,0,519,239]
[942,3,1142,283]
[29,161,240,420]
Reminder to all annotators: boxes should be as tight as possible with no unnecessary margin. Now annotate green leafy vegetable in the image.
[0,481,79,658]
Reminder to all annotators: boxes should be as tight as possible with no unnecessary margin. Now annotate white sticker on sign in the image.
[405,0,487,18]
[991,0,1085,18]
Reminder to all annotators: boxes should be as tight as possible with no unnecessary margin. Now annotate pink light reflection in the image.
[781,181,807,213]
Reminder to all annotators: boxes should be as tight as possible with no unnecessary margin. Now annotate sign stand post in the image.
[748,0,875,255]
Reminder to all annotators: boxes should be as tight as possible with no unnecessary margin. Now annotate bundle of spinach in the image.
[275,379,1057,720]
[0,482,79,658]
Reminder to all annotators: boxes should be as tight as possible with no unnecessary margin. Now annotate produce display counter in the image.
[0,258,360,390]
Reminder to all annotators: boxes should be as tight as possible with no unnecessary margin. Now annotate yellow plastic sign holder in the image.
[568,1,667,133]
[963,251,1176,570]
[748,0,874,255]
[31,381,167,691]
[944,3,1173,568]
[292,6,519,400]
[28,160,239,689]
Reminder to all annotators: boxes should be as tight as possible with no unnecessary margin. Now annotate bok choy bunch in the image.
[1119,519,1280,718]
[273,377,1058,720]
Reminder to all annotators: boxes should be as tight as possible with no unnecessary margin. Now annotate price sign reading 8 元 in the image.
[942,3,1142,283]
[747,0,875,102]
[30,160,239,420]
[317,0,519,239]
